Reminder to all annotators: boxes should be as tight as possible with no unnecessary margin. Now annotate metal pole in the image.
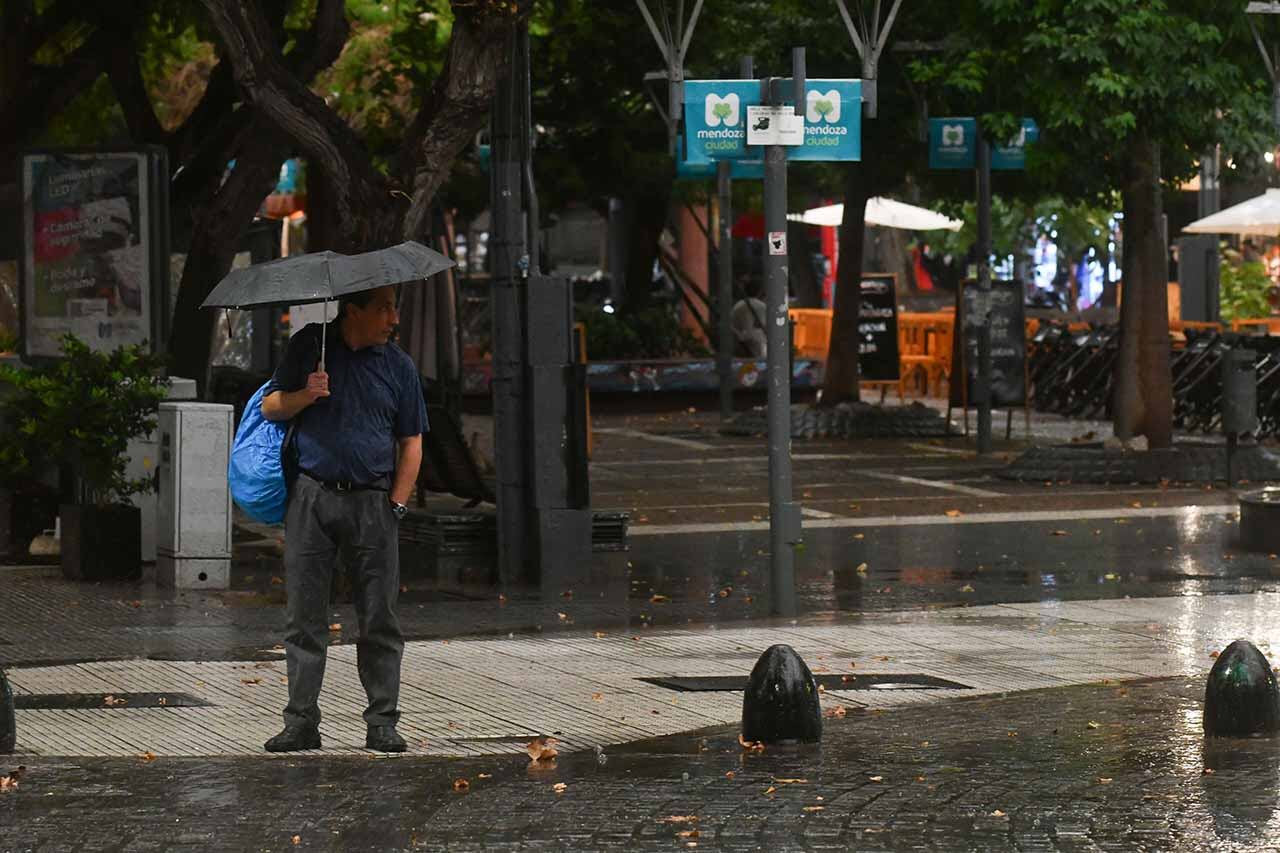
[976,133,993,454]
[717,56,753,423]
[716,160,734,421]
[763,60,803,618]
[491,25,529,583]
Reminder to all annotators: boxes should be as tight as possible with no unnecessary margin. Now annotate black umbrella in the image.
[201,240,454,370]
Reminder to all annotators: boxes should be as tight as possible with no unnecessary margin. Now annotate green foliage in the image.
[0,336,169,505]
[577,306,710,361]
[0,328,18,354]
[1219,261,1274,324]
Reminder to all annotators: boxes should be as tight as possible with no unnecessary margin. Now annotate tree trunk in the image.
[787,219,822,308]
[168,124,289,392]
[1112,130,1173,448]
[622,165,673,308]
[820,160,869,405]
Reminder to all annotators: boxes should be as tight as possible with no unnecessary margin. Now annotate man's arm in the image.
[261,371,330,421]
[389,434,423,506]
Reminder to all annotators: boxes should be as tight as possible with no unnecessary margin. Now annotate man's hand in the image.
[304,370,330,402]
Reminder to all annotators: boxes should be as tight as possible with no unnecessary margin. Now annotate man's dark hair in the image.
[338,286,399,319]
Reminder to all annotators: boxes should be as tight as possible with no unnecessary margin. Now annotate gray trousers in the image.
[283,474,403,729]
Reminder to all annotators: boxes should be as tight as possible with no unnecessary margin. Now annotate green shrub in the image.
[1219,260,1274,324]
[0,336,169,505]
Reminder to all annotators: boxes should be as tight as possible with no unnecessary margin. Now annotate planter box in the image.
[60,503,142,581]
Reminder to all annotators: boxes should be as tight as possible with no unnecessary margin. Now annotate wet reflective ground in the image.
[3,678,1277,851]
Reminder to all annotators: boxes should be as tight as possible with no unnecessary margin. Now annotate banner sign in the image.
[683,79,862,164]
[992,119,1040,171]
[675,134,764,179]
[929,118,1039,170]
[20,148,169,358]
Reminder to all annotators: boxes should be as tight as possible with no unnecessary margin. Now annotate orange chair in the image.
[789,308,834,360]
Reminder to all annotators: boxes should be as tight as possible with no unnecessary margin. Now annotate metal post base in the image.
[157,555,230,590]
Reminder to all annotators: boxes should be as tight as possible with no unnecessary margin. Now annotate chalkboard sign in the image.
[950,279,1027,407]
[856,273,899,381]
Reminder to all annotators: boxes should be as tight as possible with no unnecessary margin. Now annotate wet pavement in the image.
[3,677,1278,851]
[5,405,1280,848]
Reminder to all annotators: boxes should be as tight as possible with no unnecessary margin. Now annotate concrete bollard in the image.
[1204,639,1280,738]
[0,667,14,754]
[742,644,822,744]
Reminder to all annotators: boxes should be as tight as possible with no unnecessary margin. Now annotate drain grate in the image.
[15,692,213,710]
[640,673,972,692]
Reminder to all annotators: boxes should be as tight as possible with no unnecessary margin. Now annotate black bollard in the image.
[742,644,822,744]
[1204,639,1280,738]
[0,667,13,754]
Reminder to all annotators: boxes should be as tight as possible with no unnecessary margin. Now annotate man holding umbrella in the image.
[202,241,451,753]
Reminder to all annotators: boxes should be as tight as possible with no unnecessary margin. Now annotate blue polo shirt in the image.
[264,321,427,485]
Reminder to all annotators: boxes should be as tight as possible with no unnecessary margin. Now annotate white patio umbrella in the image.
[789,197,963,231]
[1183,188,1280,236]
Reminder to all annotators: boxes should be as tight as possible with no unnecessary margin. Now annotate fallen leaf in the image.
[1203,767,1216,776]
[869,775,884,783]
[773,777,807,784]
[823,706,847,719]
[557,612,570,621]
[452,778,470,792]
[945,509,962,517]
[561,590,573,600]
[241,678,262,685]
[1131,501,1142,508]
[478,773,491,779]
[1051,530,1068,536]
[960,584,974,593]
[991,809,1006,817]
[1087,721,1100,730]
[802,806,825,812]
[662,816,699,824]
[738,734,765,752]
[591,692,604,702]
[1210,651,1220,659]
[764,786,776,794]
[139,751,158,762]
[103,695,127,706]
[725,771,736,779]
[552,782,568,794]
[1104,573,1118,580]
[0,767,25,791]
[291,835,301,845]
[526,736,559,762]
[718,586,732,598]
[594,631,607,639]
[271,576,284,585]
[650,594,669,603]
[1098,777,1112,784]
[855,562,868,574]
[328,623,341,632]
[677,829,700,839]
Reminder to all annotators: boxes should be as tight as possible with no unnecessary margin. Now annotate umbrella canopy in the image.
[200,240,455,310]
[1182,188,1280,236]
[789,198,963,231]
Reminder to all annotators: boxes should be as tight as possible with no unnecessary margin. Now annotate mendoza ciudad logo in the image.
[805,88,847,147]
[698,92,743,152]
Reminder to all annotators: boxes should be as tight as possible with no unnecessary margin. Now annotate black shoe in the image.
[264,725,321,753]
[366,725,406,752]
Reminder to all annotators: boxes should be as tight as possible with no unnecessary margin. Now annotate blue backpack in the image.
[228,383,297,524]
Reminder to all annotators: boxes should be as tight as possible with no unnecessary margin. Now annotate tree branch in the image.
[198,0,386,249]
[106,27,166,145]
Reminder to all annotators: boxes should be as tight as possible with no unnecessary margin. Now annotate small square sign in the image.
[747,106,804,146]
[768,231,787,255]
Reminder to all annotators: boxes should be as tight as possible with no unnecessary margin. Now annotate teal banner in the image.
[682,79,862,164]
[928,118,976,170]
[992,119,1040,171]
[929,117,1039,171]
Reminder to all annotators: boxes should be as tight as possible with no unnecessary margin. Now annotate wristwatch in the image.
[389,499,408,520]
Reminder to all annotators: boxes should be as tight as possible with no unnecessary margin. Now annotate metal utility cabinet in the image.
[156,402,234,589]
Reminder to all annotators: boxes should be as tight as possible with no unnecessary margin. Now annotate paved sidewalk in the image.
[1,677,1275,852]
[6,591,1275,758]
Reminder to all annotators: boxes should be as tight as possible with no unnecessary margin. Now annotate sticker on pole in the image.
[768,231,787,255]
[747,106,804,146]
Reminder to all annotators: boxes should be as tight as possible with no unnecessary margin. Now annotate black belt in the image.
[301,470,390,493]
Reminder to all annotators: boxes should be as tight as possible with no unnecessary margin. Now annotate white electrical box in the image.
[156,402,234,589]
[126,376,199,562]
